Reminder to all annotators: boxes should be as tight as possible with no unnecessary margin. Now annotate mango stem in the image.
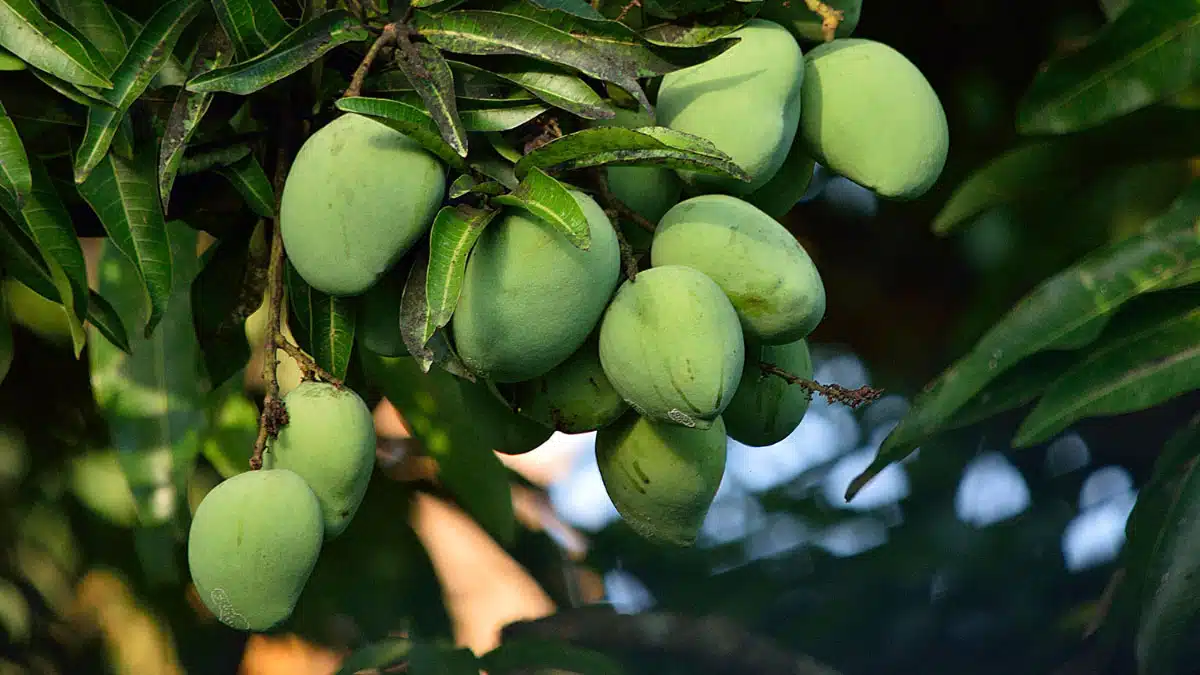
[801,0,845,42]
[343,22,397,99]
[759,361,884,408]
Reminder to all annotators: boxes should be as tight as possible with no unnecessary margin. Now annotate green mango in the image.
[263,381,377,540]
[744,135,816,220]
[723,338,814,447]
[500,333,629,434]
[280,113,445,296]
[187,469,324,632]
[599,265,744,429]
[356,262,409,358]
[799,38,949,200]
[656,19,805,196]
[758,0,863,42]
[452,190,621,383]
[596,411,727,546]
[652,194,826,343]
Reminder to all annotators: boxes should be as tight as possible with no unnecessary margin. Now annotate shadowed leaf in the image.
[285,262,356,379]
[210,0,292,60]
[214,153,274,218]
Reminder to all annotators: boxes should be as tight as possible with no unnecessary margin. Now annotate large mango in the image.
[501,333,629,434]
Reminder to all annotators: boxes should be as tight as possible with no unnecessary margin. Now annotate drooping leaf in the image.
[185,10,369,96]
[28,68,111,106]
[106,6,190,90]
[77,150,174,338]
[41,0,127,73]
[398,244,474,379]
[514,125,751,182]
[480,637,627,675]
[210,0,293,61]
[394,41,468,157]
[178,143,251,176]
[214,153,274,218]
[641,4,749,47]
[0,0,112,88]
[86,289,130,354]
[285,262,356,380]
[334,97,468,169]
[493,167,590,249]
[448,173,505,198]
[470,148,520,189]
[1017,0,1200,134]
[459,102,548,132]
[335,638,412,675]
[73,0,205,184]
[937,350,1082,435]
[0,100,31,209]
[367,60,533,101]
[425,205,498,342]
[452,56,615,119]
[191,222,269,389]
[525,0,606,20]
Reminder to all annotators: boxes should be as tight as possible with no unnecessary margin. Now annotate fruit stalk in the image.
[343,23,397,99]
[800,0,845,42]
[759,361,884,408]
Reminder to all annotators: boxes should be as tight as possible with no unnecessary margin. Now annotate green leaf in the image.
[335,638,412,675]
[408,643,481,675]
[73,0,205,184]
[41,0,127,73]
[847,218,1200,501]
[107,6,189,90]
[514,125,751,182]
[77,149,174,338]
[0,45,25,70]
[1013,298,1200,446]
[1017,0,1200,134]
[480,638,627,675]
[493,167,590,249]
[86,289,130,355]
[459,102,547,132]
[413,9,650,112]
[398,243,474,379]
[28,68,111,106]
[285,262,356,380]
[210,0,293,61]
[0,0,112,88]
[448,173,505,198]
[641,5,749,46]
[334,97,468,170]
[0,100,31,209]
[525,0,606,20]
[185,10,369,96]
[200,387,259,479]
[191,224,268,390]
[454,56,616,119]
[367,60,534,101]
[425,205,498,342]
[395,41,468,157]
[214,154,274,218]
[938,350,1082,435]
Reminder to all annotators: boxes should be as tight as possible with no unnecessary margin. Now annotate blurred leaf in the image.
[334,97,469,170]
[456,56,615,119]
[425,204,498,342]
[408,642,481,675]
[334,637,412,675]
[200,388,259,478]
[0,100,31,209]
[494,167,590,248]
[459,102,548,132]
[41,0,127,73]
[480,637,627,675]
[77,149,174,338]
[192,223,269,389]
[73,0,204,184]
[1100,0,1133,20]
[0,0,112,88]
[185,10,368,95]
[210,0,292,61]
[214,153,274,218]
[285,262,356,380]
[940,350,1081,434]
[398,244,475,379]
[514,125,751,181]
[395,40,468,158]
[1017,0,1200,134]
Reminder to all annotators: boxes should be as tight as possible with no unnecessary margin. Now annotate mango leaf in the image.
[1013,298,1200,447]
[191,223,269,389]
[41,0,127,73]
[284,262,356,380]
[29,68,110,107]
[408,643,481,675]
[425,205,498,342]
[0,100,31,209]
[73,0,205,184]
[514,126,751,182]
[335,638,412,675]
[525,0,605,19]
[214,153,274,218]
[200,386,259,479]
[480,638,627,675]
[935,350,1082,436]
[334,97,468,170]
[455,56,615,119]
[210,0,292,61]
[493,167,590,249]
[0,46,24,70]
[0,0,112,88]
[77,150,174,339]
[158,27,234,211]
[1017,0,1200,135]
[847,210,1200,501]
[107,6,189,90]
[448,173,505,198]
[368,60,533,101]
[413,9,650,112]
[186,10,368,96]
[398,243,474,379]
[395,41,468,158]
[459,102,547,132]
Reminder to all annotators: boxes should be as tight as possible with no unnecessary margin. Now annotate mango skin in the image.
[656,19,805,196]
[595,411,727,547]
[280,113,445,296]
[263,382,376,540]
[758,0,862,43]
[356,263,409,358]
[187,469,324,632]
[599,265,744,429]
[724,338,814,447]
[452,191,620,383]
[501,333,629,434]
[799,39,949,200]
[652,195,826,344]
[745,135,816,220]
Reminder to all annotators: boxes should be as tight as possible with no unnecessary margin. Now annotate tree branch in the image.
[589,167,657,234]
[800,0,845,42]
[760,362,884,409]
[343,22,397,99]
[273,333,342,386]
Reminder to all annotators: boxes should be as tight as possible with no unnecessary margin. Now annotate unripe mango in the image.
[723,338,814,447]
[452,191,620,383]
[598,265,744,429]
[758,0,862,42]
[187,469,323,632]
[745,136,816,220]
[652,195,826,343]
[656,19,805,195]
[596,411,727,546]
[280,113,445,296]
[501,333,629,434]
[263,382,376,540]
[356,263,409,358]
[799,39,949,200]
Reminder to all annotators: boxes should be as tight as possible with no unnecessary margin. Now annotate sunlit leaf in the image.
[0,100,31,209]
[395,41,468,157]
[0,45,24,70]
[334,97,468,170]
[459,102,547,132]
[285,262,356,380]
[493,167,590,249]
[425,205,498,342]
[453,57,615,119]
[210,0,293,61]
[0,0,112,88]
[41,0,126,74]
[214,153,274,218]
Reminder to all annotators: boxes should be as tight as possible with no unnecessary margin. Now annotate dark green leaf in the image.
[334,97,468,170]
[469,149,519,188]
[398,243,474,379]
[367,60,534,101]
[493,167,590,249]
[200,388,258,478]
[1017,0,1200,134]
[0,100,31,209]
[191,224,268,389]
[456,56,616,119]
[408,642,481,675]
[449,173,505,198]
[210,0,292,61]
[86,289,130,354]
[459,102,547,132]
[41,0,127,73]
[214,153,274,218]
[179,143,251,176]
[106,6,189,89]
[939,350,1082,435]
[0,0,112,88]
[514,125,751,182]
[185,10,369,96]
[29,66,111,106]
[73,0,205,184]
[480,637,627,675]
[525,0,605,20]
[285,263,357,380]
[335,638,412,675]
[425,205,497,341]
[395,41,468,157]
[77,150,174,338]
[642,5,749,46]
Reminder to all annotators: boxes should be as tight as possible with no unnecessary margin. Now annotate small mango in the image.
[723,338,814,447]
[501,333,629,434]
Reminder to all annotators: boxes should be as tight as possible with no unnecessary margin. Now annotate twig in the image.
[760,362,884,409]
[343,22,397,99]
[274,333,343,386]
[800,0,845,42]
[615,0,641,23]
[589,169,644,280]
[589,167,656,234]
[611,220,640,281]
